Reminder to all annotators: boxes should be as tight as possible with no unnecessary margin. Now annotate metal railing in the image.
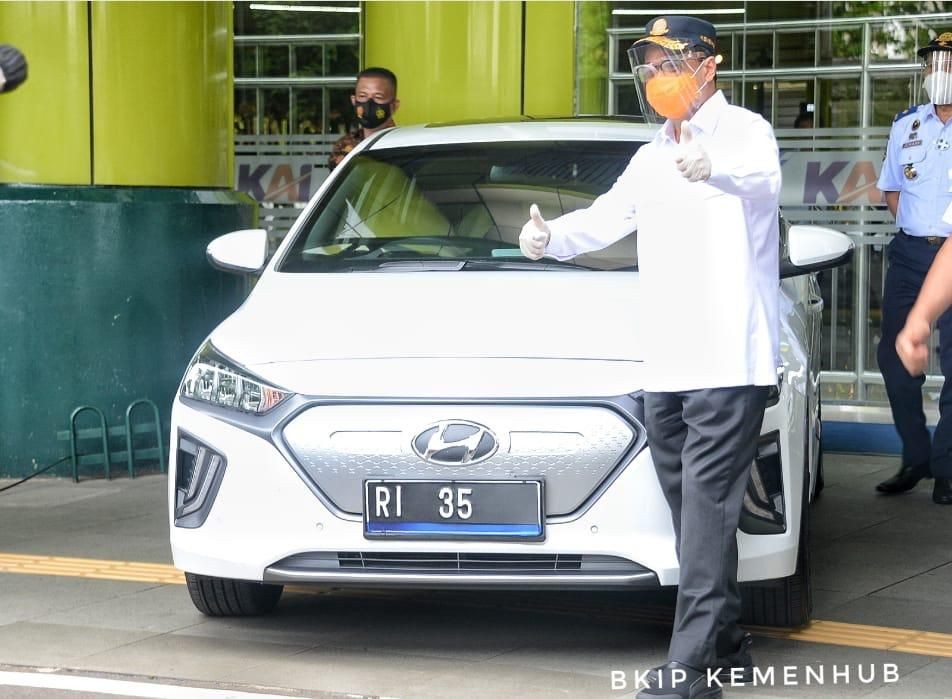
[234,133,339,242]
[233,33,361,136]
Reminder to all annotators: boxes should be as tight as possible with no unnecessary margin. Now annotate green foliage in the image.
[577,1,611,115]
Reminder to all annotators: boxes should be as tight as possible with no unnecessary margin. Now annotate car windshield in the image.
[277,140,643,272]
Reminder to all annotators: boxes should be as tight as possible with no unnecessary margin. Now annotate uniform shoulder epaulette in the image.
[893,105,923,123]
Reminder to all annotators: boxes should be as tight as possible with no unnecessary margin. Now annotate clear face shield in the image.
[923,50,952,106]
[627,42,717,124]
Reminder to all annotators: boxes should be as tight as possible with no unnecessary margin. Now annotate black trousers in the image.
[877,232,952,478]
[645,385,768,669]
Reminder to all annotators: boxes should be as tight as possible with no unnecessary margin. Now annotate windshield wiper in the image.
[311,257,601,273]
[374,260,466,272]
[319,259,466,273]
[460,259,590,271]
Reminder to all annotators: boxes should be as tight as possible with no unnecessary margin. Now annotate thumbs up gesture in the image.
[675,123,712,182]
[519,203,551,260]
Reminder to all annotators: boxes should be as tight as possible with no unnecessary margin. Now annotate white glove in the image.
[519,203,551,260]
[675,123,712,183]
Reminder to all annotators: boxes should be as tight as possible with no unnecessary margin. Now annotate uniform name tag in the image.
[902,140,923,148]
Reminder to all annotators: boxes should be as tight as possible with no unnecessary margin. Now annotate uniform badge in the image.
[938,138,951,151]
[913,118,921,130]
[904,164,918,180]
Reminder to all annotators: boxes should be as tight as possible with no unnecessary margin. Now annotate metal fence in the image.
[234,133,339,247]
[775,126,944,415]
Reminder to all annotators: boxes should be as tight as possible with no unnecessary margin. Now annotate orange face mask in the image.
[645,73,698,121]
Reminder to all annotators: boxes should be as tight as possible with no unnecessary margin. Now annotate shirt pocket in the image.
[899,142,930,186]
[900,141,928,165]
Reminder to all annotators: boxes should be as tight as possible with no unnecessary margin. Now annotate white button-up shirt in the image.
[545,91,782,392]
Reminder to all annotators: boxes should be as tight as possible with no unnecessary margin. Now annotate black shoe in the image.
[934,478,952,505]
[636,661,722,699]
[876,463,929,494]
[644,635,754,689]
[714,632,754,683]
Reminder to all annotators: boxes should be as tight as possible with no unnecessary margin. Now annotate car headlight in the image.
[181,342,292,414]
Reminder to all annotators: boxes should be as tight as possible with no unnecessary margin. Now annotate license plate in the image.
[363,479,544,540]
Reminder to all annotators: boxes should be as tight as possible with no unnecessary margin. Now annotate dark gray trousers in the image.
[645,385,769,669]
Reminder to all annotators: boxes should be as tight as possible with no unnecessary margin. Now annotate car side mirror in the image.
[780,225,854,279]
[206,229,268,274]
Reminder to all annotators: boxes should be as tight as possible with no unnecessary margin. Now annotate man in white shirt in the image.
[520,15,781,699]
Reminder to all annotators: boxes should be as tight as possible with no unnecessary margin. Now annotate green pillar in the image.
[364,0,576,124]
[90,1,233,187]
[0,2,254,478]
[0,2,91,184]
[576,1,611,115]
[523,1,575,117]
[365,1,523,125]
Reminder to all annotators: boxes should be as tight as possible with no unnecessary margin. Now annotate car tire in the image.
[740,503,813,629]
[185,572,283,616]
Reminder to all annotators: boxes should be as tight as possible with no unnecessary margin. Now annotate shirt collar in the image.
[658,90,728,143]
[687,90,727,135]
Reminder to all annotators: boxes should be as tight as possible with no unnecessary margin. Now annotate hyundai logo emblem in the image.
[411,420,499,466]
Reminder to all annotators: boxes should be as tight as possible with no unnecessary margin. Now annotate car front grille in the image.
[337,551,584,572]
[267,550,651,578]
[280,403,640,518]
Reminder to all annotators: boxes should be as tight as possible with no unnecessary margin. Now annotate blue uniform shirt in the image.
[878,103,952,238]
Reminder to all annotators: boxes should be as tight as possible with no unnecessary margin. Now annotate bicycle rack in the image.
[57,400,166,482]
[125,398,166,478]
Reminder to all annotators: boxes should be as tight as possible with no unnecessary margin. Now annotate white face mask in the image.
[925,71,952,106]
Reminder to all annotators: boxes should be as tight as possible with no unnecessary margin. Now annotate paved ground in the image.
[0,453,950,698]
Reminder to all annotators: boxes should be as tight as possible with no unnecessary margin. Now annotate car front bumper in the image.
[169,397,801,588]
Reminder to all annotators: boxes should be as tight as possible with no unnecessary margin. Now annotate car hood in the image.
[212,271,643,364]
[208,271,645,397]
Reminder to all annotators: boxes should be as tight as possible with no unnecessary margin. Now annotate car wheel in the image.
[740,501,813,629]
[185,572,283,616]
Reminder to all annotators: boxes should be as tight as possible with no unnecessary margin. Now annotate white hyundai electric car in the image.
[170,120,853,628]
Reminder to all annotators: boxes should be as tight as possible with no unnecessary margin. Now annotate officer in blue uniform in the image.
[876,32,952,505]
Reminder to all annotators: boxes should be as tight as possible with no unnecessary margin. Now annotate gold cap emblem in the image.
[650,18,668,36]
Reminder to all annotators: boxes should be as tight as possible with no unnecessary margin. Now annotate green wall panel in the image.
[0,1,91,185]
[91,2,233,187]
[365,0,522,124]
[0,186,255,478]
[524,1,575,116]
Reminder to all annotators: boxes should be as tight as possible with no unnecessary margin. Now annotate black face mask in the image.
[354,99,392,129]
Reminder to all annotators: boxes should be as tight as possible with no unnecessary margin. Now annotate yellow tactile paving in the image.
[0,552,184,585]
[752,620,952,658]
[3,553,952,659]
